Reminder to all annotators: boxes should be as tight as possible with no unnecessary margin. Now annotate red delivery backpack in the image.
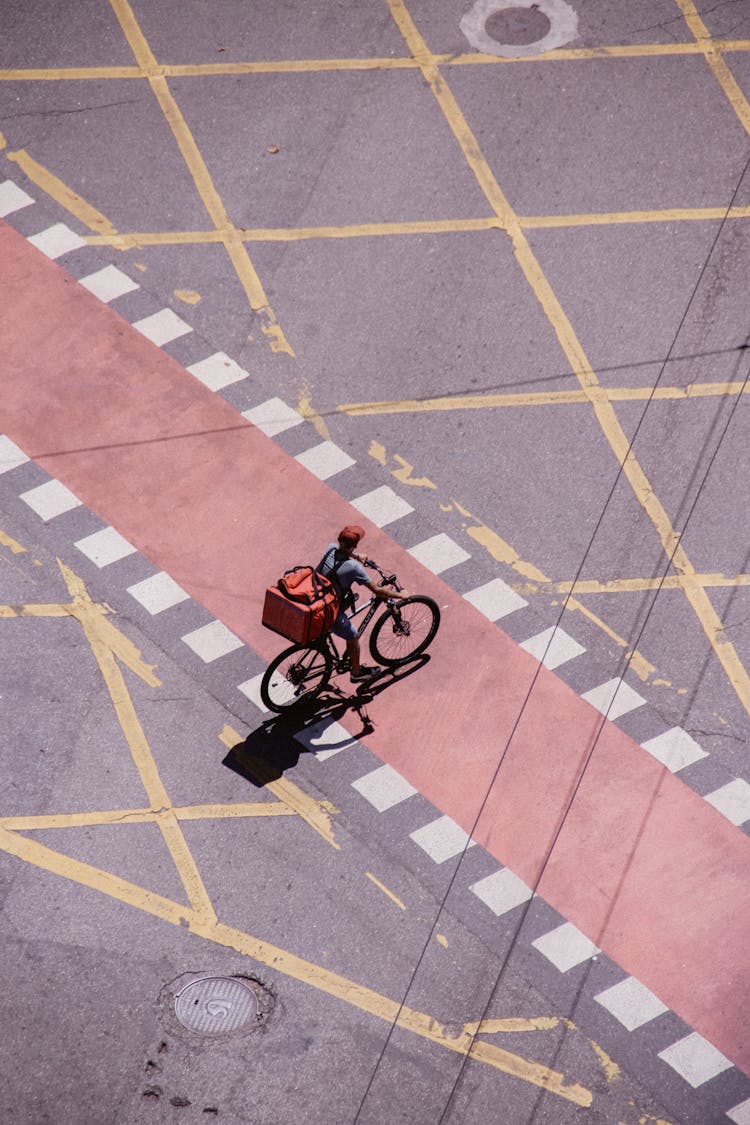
[262,553,344,644]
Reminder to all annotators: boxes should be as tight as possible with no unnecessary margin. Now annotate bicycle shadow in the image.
[222,654,429,788]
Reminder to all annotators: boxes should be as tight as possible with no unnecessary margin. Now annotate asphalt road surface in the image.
[2,2,750,1123]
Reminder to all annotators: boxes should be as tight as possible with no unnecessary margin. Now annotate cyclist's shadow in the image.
[222,654,429,788]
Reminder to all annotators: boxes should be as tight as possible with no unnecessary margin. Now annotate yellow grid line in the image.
[80,203,750,251]
[3,38,750,83]
[675,0,750,135]
[106,0,294,355]
[0,823,593,1106]
[384,0,750,720]
[1,1,746,712]
[0,539,605,1109]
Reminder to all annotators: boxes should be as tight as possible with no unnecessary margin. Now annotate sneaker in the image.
[350,664,382,682]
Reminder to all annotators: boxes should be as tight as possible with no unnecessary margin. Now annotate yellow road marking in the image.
[521,205,750,228]
[220,726,340,849]
[6,148,119,236]
[82,203,750,253]
[0,67,143,81]
[0,823,591,1105]
[297,378,332,441]
[0,530,25,554]
[366,872,407,910]
[676,0,750,135]
[342,380,750,416]
[3,40,750,85]
[452,500,656,681]
[387,0,750,718]
[516,572,750,597]
[58,560,216,924]
[0,802,297,832]
[447,41,750,64]
[466,1017,563,1034]
[107,0,294,353]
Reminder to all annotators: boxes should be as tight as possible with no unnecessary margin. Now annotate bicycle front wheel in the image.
[260,643,333,712]
[369,597,440,666]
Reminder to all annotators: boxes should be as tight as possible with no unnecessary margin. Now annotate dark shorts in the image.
[331,610,357,641]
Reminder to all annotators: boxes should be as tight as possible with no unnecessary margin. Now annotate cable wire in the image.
[353,141,750,1124]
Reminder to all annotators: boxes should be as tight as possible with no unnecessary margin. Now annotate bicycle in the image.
[260,558,440,713]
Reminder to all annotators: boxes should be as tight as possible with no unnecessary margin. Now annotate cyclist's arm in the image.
[362,578,409,601]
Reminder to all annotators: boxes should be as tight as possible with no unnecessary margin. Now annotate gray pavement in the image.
[3,1,750,1121]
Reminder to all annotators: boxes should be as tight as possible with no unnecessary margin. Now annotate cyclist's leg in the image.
[331,608,378,679]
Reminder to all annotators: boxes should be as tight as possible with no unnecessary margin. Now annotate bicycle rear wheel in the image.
[260,643,333,712]
[369,596,440,666]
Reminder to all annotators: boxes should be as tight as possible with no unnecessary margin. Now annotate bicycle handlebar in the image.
[363,557,400,590]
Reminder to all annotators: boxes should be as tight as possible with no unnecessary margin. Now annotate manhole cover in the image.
[460,0,578,58]
[174,976,260,1035]
[485,4,551,44]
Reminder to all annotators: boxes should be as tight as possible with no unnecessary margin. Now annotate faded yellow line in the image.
[388,0,750,718]
[0,66,143,80]
[85,217,501,250]
[108,0,294,354]
[220,726,340,849]
[466,1017,564,1035]
[0,824,590,1105]
[163,58,420,76]
[6,149,119,235]
[0,529,26,554]
[0,603,70,617]
[0,809,158,830]
[446,40,750,64]
[175,801,296,821]
[0,802,297,832]
[366,872,407,911]
[83,204,750,253]
[517,573,750,597]
[676,0,750,135]
[451,500,657,681]
[521,205,750,228]
[85,229,223,248]
[59,560,216,924]
[340,380,750,416]
[4,41,750,84]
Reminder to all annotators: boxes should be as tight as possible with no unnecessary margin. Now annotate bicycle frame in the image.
[320,590,399,670]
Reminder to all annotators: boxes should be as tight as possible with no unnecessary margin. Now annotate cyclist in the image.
[318,525,409,682]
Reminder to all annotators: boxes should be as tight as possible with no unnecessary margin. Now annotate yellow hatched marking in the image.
[0,823,591,1106]
[6,149,118,236]
[387,0,750,717]
[446,41,750,64]
[220,726,340,849]
[58,560,216,924]
[0,66,143,81]
[107,0,294,354]
[0,802,297,832]
[675,0,750,136]
[4,40,750,84]
[340,380,750,417]
[366,872,407,911]
[517,573,750,597]
[82,203,750,253]
[521,205,750,228]
[0,529,26,554]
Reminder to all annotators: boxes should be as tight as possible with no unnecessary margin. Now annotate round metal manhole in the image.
[174,976,260,1035]
[460,0,578,59]
[485,4,552,45]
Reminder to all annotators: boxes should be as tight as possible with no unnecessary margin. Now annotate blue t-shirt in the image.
[318,544,369,599]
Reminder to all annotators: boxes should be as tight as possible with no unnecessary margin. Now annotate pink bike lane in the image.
[2,220,749,1073]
